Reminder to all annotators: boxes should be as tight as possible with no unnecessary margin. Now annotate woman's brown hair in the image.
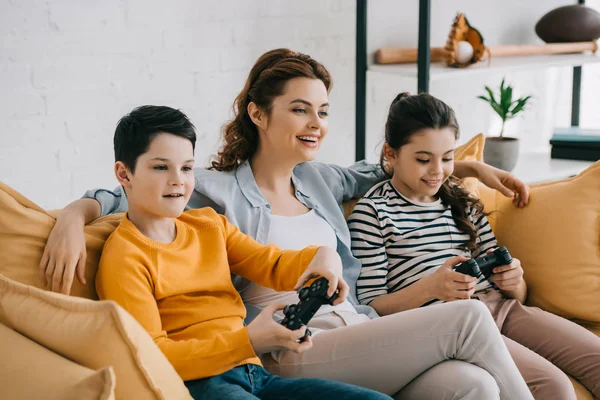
[210,48,332,172]
[382,92,486,252]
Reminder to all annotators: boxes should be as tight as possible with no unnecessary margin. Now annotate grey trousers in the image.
[262,300,533,400]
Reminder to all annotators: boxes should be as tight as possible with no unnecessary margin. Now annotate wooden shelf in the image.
[511,150,594,185]
[369,52,600,81]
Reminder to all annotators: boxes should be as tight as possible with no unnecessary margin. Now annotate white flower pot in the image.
[483,137,520,172]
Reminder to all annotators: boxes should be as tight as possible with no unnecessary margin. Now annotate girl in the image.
[43,50,532,399]
[349,92,600,399]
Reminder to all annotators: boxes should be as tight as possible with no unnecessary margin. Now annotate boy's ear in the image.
[247,102,266,129]
[114,161,132,188]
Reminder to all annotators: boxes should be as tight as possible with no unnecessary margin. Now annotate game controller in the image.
[454,246,513,279]
[280,277,339,342]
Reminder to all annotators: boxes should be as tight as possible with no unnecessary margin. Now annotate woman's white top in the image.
[241,209,357,318]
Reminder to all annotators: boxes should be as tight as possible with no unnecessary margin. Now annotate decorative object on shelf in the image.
[536,5,600,43]
[477,78,531,171]
[484,41,598,58]
[455,41,474,64]
[444,13,489,68]
[374,41,598,64]
[550,127,600,161]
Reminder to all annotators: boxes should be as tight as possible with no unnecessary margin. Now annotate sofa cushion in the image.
[454,133,485,196]
[0,275,192,400]
[0,322,115,400]
[479,160,600,329]
[0,182,122,301]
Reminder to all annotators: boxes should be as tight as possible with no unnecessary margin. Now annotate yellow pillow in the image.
[454,133,485,196]
[480,161,600,328]
[0,275,192,400]
[0,182,122,300]
[0,323,115,400]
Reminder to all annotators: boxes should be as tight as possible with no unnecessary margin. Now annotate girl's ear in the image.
[247,102,266,130]
[114,161,132,188]
[383,143,398,166]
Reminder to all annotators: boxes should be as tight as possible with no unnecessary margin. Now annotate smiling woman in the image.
[210,49,332,175]
[246,77,330,170]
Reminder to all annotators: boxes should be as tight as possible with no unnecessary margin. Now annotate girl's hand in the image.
[294,247,348,305]
[490,257,525,291]
[246,302,313,355]
[426,256,479,302]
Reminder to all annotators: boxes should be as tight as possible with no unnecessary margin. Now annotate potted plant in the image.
[477,78,531,171]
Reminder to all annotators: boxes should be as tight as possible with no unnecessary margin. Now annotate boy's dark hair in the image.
[382,92,487,252]
[114,105,196,173]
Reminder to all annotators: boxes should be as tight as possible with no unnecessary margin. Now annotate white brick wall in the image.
[1,0,599,209]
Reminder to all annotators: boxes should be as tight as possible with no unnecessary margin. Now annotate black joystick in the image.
[454,246,513,279]
[280,277,339,342]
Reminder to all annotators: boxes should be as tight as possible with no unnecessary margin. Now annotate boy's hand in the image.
[490,257,525,291]
[246,302,313,355]
[426,255,478,302]
[293,247,348,304]
[39,214,87,294]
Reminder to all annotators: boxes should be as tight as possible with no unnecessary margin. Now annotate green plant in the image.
[477,78,531,138]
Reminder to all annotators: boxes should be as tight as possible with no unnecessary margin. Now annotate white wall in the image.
[1,0,599,209]
[0,0,356,209]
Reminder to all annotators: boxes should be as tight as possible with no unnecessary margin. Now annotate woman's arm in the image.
[315,160,529,206]
[39,198,102,293]
[40,185,127,293]
[312,161,386,202]
[454,160,529,207]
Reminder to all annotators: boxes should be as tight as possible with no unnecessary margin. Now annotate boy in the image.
[96,105,390,400]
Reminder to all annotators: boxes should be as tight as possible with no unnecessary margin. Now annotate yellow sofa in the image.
[0,135,598,399]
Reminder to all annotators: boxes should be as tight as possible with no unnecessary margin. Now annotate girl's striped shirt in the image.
[349,179,496,306]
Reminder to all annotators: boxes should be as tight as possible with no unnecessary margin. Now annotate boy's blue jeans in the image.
[184,364,391,400]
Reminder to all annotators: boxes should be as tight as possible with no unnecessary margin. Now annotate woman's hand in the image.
[246,302,313,355]
[39,213,87,294]
[425,256,479,302]
[474,162,529,207]
[293,247,348,305]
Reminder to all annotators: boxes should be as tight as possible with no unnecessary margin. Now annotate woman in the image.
[42,49,532,399]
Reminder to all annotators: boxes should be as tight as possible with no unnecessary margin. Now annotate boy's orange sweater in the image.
[96,208,318,381]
